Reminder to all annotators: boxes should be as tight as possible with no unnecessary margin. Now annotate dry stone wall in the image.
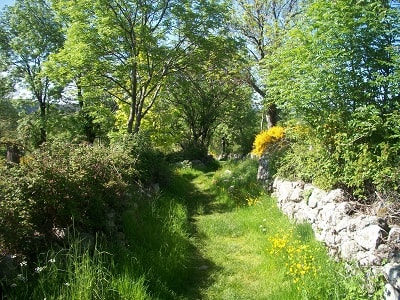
[271,177,400,300]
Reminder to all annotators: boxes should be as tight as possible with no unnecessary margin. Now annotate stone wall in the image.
[272,177,400,300]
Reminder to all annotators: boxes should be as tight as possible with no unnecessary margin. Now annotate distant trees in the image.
[231,0,301,129]
[0,0,259,158]
[0,0,64,146]
[164,40,253,159]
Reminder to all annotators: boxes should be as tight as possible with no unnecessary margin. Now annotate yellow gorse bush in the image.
[251,126,285,157]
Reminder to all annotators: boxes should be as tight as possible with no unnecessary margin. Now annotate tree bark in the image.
[6,143,21,164]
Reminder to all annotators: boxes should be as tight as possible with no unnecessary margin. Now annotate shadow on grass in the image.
[160,168,225,299]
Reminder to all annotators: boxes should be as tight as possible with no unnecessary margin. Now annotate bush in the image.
[251,126,285,157]
[276,107,400,199]
[0,142,137,255]
[276,125,338,190]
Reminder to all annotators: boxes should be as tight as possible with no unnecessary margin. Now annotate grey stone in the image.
[384,283,400,300]
[357,251,381,266]
[308,188,327,209]
[354,225,383,251]
[340,240,361,260]
[388,226,400,246]
[324,189,345,203]
[384,263,400,291]
[289,187,304,202]
[316,202,337,226]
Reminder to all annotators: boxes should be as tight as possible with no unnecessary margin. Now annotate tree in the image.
[165,39,252,159]
[265,0,400,194]
[50,0,231,136]
[0,0,64,146]
[231,0,301,129]
[266,0,400,135]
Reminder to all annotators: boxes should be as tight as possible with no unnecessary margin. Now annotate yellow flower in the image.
[251,126,285,157]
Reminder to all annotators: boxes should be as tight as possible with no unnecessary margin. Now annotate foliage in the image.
[1,157,385,299]
[212,159,264,208]
[276,124,338,189]
[263,0,400,197]
[164,40,252,160]
[0,0,64,145]
[1,158,192,299]
[0,142,138,254]
[48,0,233,135]
[0,99,19,143]
[209,99,259,156]
[122,197,193,298]
[230,0,301,128]
[251,126,285,157]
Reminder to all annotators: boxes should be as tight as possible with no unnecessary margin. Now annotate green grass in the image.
[1,158,384,299]
[2,235,150,300]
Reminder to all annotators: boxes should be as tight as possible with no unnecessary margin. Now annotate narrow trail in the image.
[175,168,280,300]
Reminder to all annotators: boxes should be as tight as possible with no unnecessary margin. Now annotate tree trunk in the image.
[39,101,47,145]
[266,103,279,129]
[6,143,21,164]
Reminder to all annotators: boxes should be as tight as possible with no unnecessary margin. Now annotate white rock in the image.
[384,283,400,300]
[354,225,383,250]
[324,189,345,203]
[289,187,303,202]
[340,240,361,260]
[308,188,327,209]
[388,226,400,245]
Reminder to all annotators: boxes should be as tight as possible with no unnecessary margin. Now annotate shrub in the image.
[115,132,170,186]
[277,125,338,190]
[0,142,137,255]
[251,126,285,157]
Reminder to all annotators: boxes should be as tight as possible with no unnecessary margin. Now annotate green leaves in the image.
[264,0,400,196]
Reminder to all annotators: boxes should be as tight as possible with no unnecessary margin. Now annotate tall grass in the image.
[2,234,150,300]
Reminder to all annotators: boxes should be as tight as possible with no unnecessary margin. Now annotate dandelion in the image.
[267,230,318,287]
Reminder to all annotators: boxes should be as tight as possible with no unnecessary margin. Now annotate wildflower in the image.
[20,261,27,267]
[35,266,46,273]
[64,282,70,287]
[48,258,56,264]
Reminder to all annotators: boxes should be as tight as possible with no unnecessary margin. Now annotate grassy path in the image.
[171,162,301,299]
[190,202,281,299]
[173,161,372,300]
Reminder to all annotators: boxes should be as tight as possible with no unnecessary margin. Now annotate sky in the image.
[0,0,15,10]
